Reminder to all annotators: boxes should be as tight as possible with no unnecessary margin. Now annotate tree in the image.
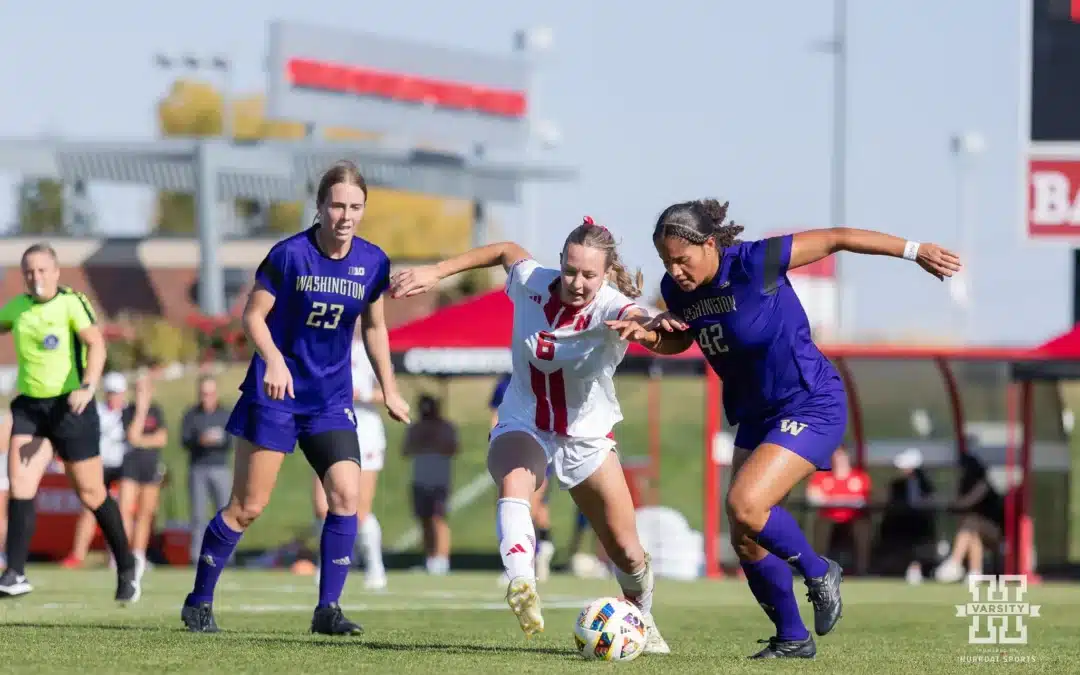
[16,178,65,235]
[154,77,477,261]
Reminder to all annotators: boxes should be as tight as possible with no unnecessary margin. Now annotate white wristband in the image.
[903,241,920,261]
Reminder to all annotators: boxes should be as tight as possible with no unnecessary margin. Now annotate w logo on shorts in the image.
[780,419,808,436]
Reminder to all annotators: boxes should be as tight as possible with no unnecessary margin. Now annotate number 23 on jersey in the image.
[306,302,344,330]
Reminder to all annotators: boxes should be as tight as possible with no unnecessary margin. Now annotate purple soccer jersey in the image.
[238,226,390,414]
[661,235,846,467]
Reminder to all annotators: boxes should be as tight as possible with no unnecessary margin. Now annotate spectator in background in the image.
[404,394,458,575]
[181,375,232,565]
[934,452,1005,582]
[874,448,937,584]
[118,374,168,573]
[806,446,872,576]
[62,372,129,568]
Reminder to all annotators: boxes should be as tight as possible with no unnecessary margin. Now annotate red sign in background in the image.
[286,58,527,119]
[1027,158,1080,238]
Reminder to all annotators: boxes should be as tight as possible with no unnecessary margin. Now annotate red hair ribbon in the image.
[582,215,607,232]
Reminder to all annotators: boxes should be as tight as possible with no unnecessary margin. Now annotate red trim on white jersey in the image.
[615,303,636,320]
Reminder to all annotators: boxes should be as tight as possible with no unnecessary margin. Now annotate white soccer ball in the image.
[572,597,647,662]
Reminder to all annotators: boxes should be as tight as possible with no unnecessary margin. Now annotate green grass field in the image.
[0,566,1068,673]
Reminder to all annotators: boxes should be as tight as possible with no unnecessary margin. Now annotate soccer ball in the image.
[572,597,647,662]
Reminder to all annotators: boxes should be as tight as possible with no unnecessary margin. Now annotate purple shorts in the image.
[226,396,356,453]
[734,389,847,471]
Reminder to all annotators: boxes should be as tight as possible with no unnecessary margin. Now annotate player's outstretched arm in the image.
[361,296,411,424]
[605,312,695,355]
[789,228,962,281]
[390,241,531,298]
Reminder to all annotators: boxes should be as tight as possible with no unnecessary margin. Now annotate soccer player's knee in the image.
[75,483,107,510]
[325,482,360,513]
[726,490,768,531]
[230,496,269,528]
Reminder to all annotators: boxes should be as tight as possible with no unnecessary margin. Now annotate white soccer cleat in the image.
[642,611,671,654]
[934,559,964,583]
[506,576,544,637]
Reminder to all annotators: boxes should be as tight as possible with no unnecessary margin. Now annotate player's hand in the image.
[389,265,441,299]
[604,318,655,344]
[67,387,94,415]
[263,355,294,401]
[649,312,689,333]
[384,390,411,424]
[915,243,962,281]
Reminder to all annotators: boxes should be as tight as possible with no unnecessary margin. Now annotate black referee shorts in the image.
[10,394,101,464]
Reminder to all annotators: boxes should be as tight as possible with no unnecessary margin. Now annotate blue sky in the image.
[0,0,1065,345]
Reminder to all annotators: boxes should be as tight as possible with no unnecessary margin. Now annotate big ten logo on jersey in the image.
[296,274,366,330]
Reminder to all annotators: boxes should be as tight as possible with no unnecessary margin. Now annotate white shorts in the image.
[490,419,616,490]
[355,411,386,473]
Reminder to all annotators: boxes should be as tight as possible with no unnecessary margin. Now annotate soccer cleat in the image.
[181,601,220,633]
[505,576,544,637]
[0,569,32,598]
[804,557,843,636]
[116,562,143,604]
[642,612,671,654]
[311,603,364,636]
[749,635,817,659]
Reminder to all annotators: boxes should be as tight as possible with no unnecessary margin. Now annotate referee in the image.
[0,243,140,603]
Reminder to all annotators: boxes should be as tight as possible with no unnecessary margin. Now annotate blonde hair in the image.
[562,217,643,299]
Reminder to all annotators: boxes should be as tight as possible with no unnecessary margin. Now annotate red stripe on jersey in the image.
[530,364,550,430]
[543,292,562,325]
[615,303,636,320]
[555,303,584,330]
[549,369,568,434]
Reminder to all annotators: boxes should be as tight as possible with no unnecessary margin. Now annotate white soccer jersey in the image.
[498,259,641,439]
[351,339,387,453]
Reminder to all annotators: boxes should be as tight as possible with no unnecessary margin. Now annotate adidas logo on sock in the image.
[332,556,352,565]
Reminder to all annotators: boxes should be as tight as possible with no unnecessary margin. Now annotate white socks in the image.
[497,498,536,582]
[357,514,385,577]
[614,556,654,615]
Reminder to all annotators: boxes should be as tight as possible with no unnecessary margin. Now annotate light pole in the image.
[513,27,557,258]
[813,0,849,339]
[154,53,234,140]
[949,131,986,342]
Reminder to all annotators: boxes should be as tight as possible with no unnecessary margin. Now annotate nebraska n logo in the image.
[780,419,807,436]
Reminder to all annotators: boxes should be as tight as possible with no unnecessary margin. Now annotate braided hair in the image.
[651,199,744,248]
[563,216,644,299]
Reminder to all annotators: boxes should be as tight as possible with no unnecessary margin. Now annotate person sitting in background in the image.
[62,372,129,568]
[934,452,1005,582]
[805,446,872,576]
[403,394,458,575]
[873,448,937,584]
[181,375,233,565]
[118,373,168,573]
